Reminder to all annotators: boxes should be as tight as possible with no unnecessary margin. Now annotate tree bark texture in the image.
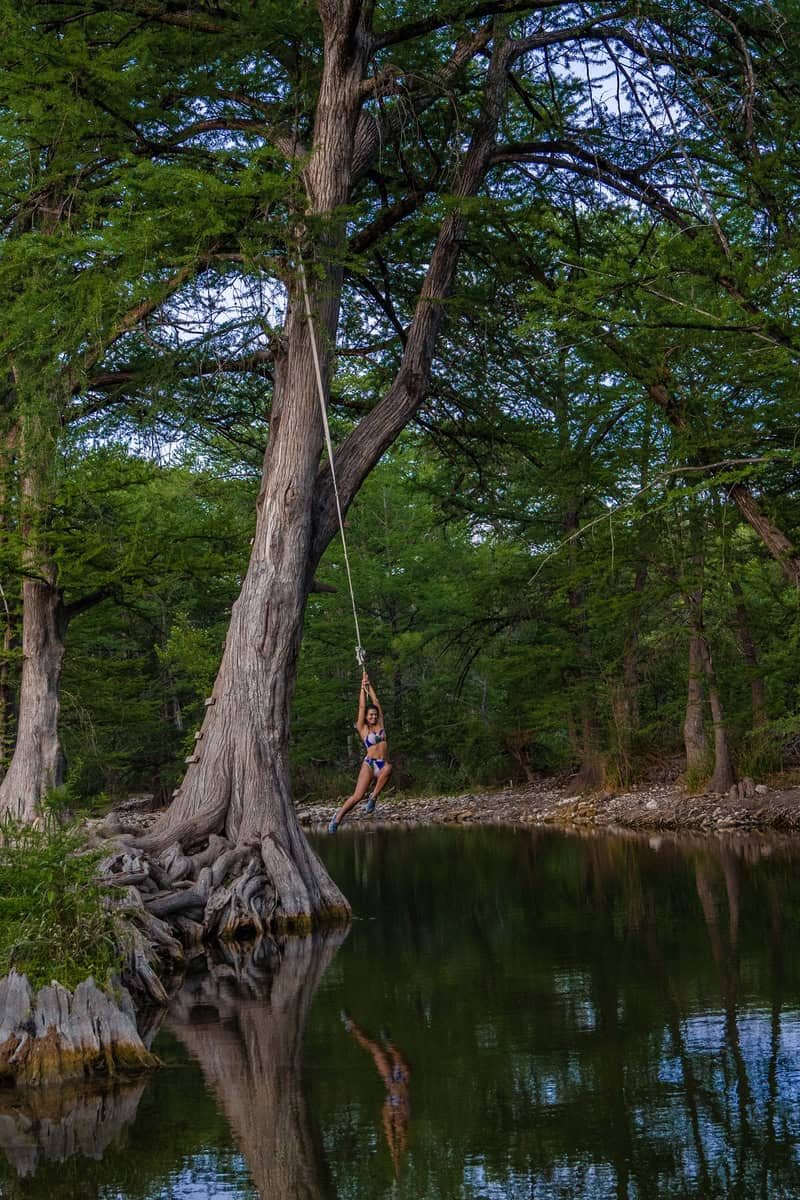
[0,417,19,778]
[0,409,70,821]
[0,572,66,822]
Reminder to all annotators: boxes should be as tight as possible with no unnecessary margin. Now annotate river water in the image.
[2,827,800,1199]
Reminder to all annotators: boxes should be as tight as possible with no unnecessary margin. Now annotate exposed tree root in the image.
[93,815,350,1014]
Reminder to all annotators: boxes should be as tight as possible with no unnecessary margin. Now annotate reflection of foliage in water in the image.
[0,933,345,1200]
[2,830,800,1200]
[309,829,800,1200]
[0,1026,253,1200]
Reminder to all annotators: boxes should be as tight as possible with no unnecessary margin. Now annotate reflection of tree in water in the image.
[0,1078,147,1179]
[167,930,346,1200]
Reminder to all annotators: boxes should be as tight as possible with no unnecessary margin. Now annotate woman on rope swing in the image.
[329,672,392,833]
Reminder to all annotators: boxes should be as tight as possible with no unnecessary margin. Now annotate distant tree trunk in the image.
[0,420,68,820]
[622,563,648,733]
[564,506,603,791]
[699,634,737,793]
[684,588,735,793]
[0,618,17,775]
[611,563,648,783]
[0,570,67,820]
[730,579,767,729]
[507,730,538,782]
[0,425,111,821]
[0,414,19,776]
[683,627,708,776]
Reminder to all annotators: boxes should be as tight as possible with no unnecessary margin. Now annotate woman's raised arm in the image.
[365,677,384,724]
[356,671,369,727]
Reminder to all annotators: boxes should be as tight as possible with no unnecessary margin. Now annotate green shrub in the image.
[0,815,123,991]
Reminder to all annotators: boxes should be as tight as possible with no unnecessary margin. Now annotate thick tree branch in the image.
[63,585,120,624]
[311,23,513,561]
[491,139,693,229]
[352,22,494,181]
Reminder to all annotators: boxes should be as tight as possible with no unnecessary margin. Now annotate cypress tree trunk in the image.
[564,506,602,792]
[684,588,735,793]
[699,634,737,794]
[0,421,67,821]
[0,416,19,776]
[0,571,67,820]
[0,619,17,776]
[135,1,372,928]
[126,8,515,935]
[0,426,111,821]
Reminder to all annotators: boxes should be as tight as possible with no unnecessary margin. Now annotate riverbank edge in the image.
[297,776,800,837]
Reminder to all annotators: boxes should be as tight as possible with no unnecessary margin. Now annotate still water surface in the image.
[2,827,800,1199]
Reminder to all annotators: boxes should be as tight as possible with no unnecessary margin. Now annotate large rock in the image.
[0,971,158,1086]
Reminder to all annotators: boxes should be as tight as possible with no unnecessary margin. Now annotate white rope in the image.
[295,242,366,669]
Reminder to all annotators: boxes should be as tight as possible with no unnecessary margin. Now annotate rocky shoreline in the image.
[298,776,800,837]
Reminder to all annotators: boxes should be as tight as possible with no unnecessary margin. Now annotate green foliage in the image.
[57,447,251,800]
[1,0,799,811]
[0,816,122,991]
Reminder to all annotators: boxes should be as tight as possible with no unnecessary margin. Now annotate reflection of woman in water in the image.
[329,672,392,833]
[341,1013,411,1178]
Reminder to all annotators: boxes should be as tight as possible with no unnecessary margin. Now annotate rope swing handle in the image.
[294,228,366,671]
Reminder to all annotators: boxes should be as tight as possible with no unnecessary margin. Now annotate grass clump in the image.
[0,815,123,992]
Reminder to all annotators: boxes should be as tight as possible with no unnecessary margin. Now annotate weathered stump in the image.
[0,971,158,1087]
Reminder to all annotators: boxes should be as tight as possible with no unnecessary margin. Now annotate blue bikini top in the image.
[363,728,386,749]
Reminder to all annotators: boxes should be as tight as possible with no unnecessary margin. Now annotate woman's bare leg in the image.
[369,763,393,801]
[332,762,374,829]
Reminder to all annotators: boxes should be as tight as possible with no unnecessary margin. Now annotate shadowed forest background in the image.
[1,0,799,810]
[28,399,800,806]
